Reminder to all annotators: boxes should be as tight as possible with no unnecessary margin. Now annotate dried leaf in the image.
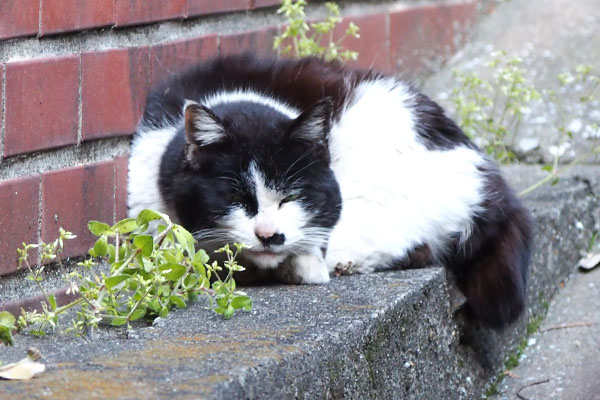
[577,252,600,271]
[0,350,46,380]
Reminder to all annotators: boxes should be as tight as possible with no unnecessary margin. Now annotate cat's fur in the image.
[128,54,532,329]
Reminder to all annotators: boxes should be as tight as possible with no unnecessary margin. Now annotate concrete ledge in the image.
[1,165,598,399]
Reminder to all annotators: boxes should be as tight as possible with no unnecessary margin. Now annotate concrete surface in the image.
[1,268,466,400]
[0,166,598,399]
[495,266,600,400]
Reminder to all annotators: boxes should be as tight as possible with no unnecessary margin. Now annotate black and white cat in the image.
[128,54,532,328]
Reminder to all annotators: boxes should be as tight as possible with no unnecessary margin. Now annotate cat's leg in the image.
[275,249,330,284]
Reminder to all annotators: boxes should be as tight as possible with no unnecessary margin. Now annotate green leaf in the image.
[0,311,16,327]
[105,275,131,290]
[88,221,112,236]
[133,235,154,257]
[142,257,154,273]
[0,311,16,345]
[48,293,57,311]
[130,308,147,321]
[223,305,235,320]
[158,284,171,298]
[136,209,167,226]
[158,263,186,281]
[231,296,252,311]
[182,274,198,290]
[112,218,138,234]
[111,316,128,326]
[169,295,186,309]
[193,249,210,265]
[216,296,228,309]
[149,298,161,313]
[172,225,196,256]
[93,236,108,257]
[541,164,553,172]
[163,249,180,265]
[214,307,225,315]
[158,307,169,318]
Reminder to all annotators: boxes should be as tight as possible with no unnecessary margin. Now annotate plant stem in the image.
[519,147,600,197]
[55,297,86,314]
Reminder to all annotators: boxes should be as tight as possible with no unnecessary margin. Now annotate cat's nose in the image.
[255,231,285,247]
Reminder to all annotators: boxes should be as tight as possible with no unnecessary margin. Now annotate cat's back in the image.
[139,53,365,131]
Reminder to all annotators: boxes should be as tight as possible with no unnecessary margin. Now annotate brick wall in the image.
[0,1,479,288]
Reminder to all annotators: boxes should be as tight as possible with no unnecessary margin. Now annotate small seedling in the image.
[0,209,251,346]
[274,0,360,62]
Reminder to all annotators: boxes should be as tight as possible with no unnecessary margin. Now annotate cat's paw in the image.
[329,259,376,275]
[276,253,330,284]
[334,261,354,276]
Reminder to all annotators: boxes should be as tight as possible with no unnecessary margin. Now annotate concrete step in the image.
[0,166,598,399]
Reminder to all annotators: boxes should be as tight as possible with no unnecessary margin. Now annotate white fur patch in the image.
[202,89,300,119]
[326,78,486,272]
[128,126,178,220]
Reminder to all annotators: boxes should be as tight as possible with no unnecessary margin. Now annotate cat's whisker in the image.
[281,151,313,180]
[283,159,322,183]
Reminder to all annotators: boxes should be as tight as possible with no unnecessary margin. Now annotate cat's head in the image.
[165,98,342,269]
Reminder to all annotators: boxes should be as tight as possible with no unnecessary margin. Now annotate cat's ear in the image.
[184,100,226,147]
[288,98,333,145]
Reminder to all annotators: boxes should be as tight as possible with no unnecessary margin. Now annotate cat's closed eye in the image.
[279,193,300,207]
[230,192,245,204]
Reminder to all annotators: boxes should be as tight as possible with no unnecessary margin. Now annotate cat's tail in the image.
[449,167,532,329]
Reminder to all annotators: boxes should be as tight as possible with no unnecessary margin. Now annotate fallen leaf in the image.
[0,348,45,380]
[577,252,600,271]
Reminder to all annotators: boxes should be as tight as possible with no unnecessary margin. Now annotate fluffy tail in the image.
[448,168,532,329]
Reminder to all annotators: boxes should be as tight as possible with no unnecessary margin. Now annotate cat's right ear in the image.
[184,100,227,147]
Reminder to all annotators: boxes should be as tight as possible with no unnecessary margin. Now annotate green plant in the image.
[451,51,600,196]
[1,209,251,345]
[274,0,360,62]
[0,311,17,347]
[451,51,542,164]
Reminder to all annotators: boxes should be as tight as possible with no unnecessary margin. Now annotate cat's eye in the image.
[231,192,244,204]
[280,193,300,207]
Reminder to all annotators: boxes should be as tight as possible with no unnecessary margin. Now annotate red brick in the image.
[4,56,80,157]
[0,0,39,40]
[150,35,219,85]
[219,27,278,57]
[40,0,115,36]
[115,0,185,27]
[41,162,115,259]
[336,13,391,73]
[1,288,79,315]
[390,3,477,76]
[114,155,129,221]
[187,0,250,17]
[251,0,281,9]
[0,63,3,156]
[81,47,150,141]
[0,176,40,276]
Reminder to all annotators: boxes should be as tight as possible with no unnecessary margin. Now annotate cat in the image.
[128,53,532,329]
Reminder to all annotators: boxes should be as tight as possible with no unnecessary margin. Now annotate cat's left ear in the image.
[184,100,227,147]
[288,98,333,146]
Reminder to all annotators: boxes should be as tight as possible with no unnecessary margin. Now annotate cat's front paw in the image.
[276,253,330,284]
